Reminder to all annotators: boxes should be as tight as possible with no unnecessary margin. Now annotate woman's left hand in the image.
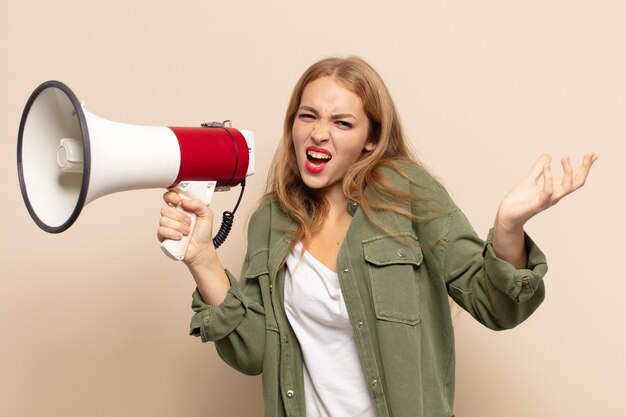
[495,152,599,232]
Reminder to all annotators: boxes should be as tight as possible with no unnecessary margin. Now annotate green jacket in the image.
[190,163,547,417]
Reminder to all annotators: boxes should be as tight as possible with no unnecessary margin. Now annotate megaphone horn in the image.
[17,80,255,260]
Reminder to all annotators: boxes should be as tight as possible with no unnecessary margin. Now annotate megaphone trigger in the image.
[160,181,217,261]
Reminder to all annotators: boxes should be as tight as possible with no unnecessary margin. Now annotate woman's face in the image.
[292,76,375,197]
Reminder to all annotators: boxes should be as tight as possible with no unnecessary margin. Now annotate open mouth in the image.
[307,149,331,165]
[305,147,331,173]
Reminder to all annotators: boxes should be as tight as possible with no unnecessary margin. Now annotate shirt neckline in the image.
[293,242,338,276]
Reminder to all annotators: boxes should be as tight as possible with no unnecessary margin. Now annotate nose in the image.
[310,120,331,142]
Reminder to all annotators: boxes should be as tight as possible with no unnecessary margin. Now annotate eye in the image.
[335,120,353,129]
[297,113,315,121]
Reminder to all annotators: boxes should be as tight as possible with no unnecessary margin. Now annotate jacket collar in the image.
[264,165,414,284]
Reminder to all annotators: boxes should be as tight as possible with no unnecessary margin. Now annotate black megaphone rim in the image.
[17,80,91,233]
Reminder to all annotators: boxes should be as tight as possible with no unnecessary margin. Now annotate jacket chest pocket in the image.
[243,249,279,333]
[363,234,423,326]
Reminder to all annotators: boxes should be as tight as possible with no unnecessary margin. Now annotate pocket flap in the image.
[363,234,423,267]
[243,249,270,278]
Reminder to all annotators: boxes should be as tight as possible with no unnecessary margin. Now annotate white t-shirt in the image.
[284,242,376,417]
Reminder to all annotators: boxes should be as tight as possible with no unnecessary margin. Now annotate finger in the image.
[160,204,192,225]
[180,198,213,219]
[542,163,554,202]
[587,151,599,165]
[163,190,182,206]
[157,226,184,243]
[572,151,599,188]
[159,215,191,235]
[528,154,552,184]
[561,156,574,191]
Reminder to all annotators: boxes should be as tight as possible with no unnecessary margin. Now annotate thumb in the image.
[179,198,212,220]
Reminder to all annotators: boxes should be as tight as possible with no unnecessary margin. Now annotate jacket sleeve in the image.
[442,206,548,330]
[188,208,271,375]
[406,163,548,331]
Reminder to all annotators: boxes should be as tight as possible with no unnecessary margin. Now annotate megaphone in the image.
[17,80,255,261]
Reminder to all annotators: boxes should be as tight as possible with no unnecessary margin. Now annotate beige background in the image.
[1,1,624,416]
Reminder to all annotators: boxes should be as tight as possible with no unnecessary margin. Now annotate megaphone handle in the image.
[161,181,217,261]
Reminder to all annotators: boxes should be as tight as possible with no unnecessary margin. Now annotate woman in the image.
[157,56,597,417]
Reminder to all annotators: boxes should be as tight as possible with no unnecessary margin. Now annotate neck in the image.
[321,184,349,212]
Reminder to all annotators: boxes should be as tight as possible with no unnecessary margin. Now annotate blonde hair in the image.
[265,56,428,240]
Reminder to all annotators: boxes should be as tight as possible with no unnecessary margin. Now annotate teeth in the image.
[307,150,331,160]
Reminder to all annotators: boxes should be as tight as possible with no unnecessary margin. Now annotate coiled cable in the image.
[212,179,246,249]
[200,121,246,249]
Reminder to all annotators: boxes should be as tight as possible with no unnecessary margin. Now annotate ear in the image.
[364,141,376,152]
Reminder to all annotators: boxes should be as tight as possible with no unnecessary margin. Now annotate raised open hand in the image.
[495,152,599,232]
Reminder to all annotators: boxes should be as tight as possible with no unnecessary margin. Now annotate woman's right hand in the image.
[157,190,217,268]
[158,191,231,305]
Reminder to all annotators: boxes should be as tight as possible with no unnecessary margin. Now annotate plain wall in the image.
[1,1,624,416]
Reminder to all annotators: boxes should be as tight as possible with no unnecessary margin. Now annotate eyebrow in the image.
[298,105,357,120]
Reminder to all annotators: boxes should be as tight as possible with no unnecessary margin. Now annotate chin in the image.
[300,176,323,190]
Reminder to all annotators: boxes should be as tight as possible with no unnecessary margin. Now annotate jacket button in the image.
[397,248,407,257]
[371,378,379,387]
[286,389,295,398]
[283,334,289,343]
[357,320,365,328]
[343,267,349,273]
